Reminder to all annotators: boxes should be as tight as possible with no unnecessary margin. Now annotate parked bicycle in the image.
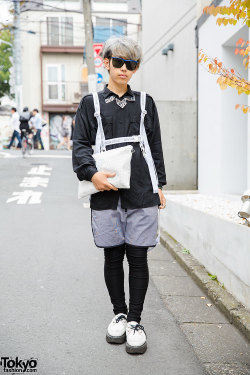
[21,129,34,157]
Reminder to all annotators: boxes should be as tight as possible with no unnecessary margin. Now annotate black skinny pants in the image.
[104,243,149,324]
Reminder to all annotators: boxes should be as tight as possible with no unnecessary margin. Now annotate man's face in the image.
[32,111,36,116]
[103,56,138,84]
[11,109,14,114]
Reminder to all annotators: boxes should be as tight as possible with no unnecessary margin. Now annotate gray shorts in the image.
[91,195,159,252]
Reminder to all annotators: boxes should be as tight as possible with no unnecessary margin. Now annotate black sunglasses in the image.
[108,56,138,71]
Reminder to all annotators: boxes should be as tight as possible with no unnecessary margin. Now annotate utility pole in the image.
[82,0,96,93]
[13,0,23,112]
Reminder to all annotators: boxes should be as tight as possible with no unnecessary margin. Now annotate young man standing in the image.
[72,36,167,354]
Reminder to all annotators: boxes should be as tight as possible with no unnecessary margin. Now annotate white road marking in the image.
[0,152,15,158]
[27,154,72,159]
[6,164,52,204]
[28,166,52,175]
[0,152,71,159]
[20,177,49,188]
[6,191,43,204]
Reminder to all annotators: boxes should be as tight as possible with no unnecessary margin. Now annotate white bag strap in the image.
[93,92,106,153]
[93,92,142,152]
[104,135,142,146]
[139,91,159,194]
[156,207,160,244]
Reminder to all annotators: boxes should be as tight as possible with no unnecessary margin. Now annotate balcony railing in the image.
[42,81,83,106]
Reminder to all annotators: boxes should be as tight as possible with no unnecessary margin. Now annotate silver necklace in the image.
[105,95,135,108]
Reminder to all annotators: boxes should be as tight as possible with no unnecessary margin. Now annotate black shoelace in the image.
[129,323,147,338]
[115,314,127,323]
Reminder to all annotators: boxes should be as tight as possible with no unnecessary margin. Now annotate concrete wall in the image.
[141,0,198,189]
[198,0,249,195]
[157,101,197,190]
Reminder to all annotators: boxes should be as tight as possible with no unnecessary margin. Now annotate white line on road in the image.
[0,152,71,159]
[0,152,15,158]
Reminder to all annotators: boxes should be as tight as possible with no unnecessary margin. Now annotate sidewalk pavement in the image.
[148,235,250,375]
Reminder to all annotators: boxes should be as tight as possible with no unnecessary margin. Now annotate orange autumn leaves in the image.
[198,48,250,94]
[235,38,250,68]
[203,0,250,27]
[199,0,250,114]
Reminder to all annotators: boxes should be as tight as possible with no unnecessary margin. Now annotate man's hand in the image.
[158,188,166,209]
[91,171,118,192]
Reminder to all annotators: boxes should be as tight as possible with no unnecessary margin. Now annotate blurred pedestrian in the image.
[32,109,44,150]
[70,115,75,141]
[57,115,71,150]
[7,107,22,149]
[20,107,33,142]
[69,115,75,150]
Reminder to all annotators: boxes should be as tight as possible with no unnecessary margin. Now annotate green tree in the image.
[0,28,13,99]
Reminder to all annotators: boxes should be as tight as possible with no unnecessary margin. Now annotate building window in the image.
[47,17,59,45]
[47,17,73,46]
[61,17,73,46]
[93,18,127,43]
[47,64,66,101]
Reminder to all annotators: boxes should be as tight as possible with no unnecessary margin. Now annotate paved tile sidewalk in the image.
[148,244,250,375]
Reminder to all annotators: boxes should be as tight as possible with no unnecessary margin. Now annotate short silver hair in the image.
[100,36,142,68]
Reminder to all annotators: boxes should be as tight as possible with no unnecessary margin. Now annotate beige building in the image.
[20,0,141,148]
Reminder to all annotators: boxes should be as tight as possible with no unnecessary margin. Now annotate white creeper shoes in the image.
[125,321,147,354]
[106,313,127,344]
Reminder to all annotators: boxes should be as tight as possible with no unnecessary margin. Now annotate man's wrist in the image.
[85,167,98,182]
[91,171,98,182]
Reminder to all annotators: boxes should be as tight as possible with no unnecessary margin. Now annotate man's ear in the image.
[103,57,110,71]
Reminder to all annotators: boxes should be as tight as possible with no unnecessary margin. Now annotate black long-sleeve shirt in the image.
[72,83,167,210]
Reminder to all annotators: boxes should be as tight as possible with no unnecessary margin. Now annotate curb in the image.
[160,229,250,342]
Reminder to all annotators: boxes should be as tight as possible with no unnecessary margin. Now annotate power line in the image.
[1,0,141,26]
[21,0,77,22]
[142,15,196,66]
[1,0,68,22]
[143,3,196,57]
[1,23,138,40]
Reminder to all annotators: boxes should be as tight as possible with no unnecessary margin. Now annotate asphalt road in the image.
[0,150,206,375]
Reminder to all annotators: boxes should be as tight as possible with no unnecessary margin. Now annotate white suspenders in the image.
[93,91,159,193]
[92,91,161,245]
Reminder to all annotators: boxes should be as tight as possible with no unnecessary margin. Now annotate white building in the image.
[20,0,141,148]
[198,0,249,195]
[141,0,198,190]
[160,0,250,312]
